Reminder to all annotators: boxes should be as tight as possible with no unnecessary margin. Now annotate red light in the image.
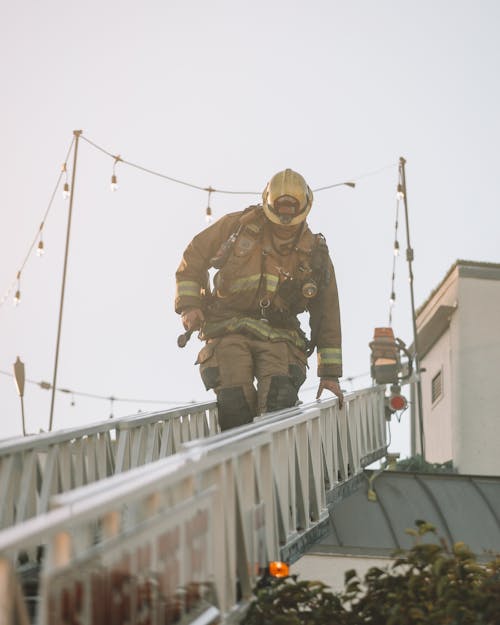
[390,395,407,411]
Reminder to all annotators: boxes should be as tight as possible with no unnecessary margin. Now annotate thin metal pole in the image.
[49,130,82,431]
[20,396,26,436]
[399,156,425,459]
[13,356,27,435]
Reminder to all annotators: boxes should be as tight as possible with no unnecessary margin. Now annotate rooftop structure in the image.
[411,260,500,475]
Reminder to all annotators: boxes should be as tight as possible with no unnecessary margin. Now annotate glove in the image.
[181,307,205,332]
[316,377,344,408]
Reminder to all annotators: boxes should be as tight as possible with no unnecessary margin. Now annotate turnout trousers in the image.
[196,333,307,431]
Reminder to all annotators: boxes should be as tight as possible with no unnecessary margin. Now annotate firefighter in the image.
[175,169,343,431]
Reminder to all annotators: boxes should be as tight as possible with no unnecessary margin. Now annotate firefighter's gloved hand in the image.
[181,307,205,331]
[316,377,344,408]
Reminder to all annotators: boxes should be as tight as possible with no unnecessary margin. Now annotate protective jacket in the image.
[175,206,342,378]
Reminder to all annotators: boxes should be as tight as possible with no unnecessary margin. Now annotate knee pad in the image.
[288,363,306,390]
[197,343,220,390]
[200,366,219,390]
[266,375,298,412]
[217,386,254,431]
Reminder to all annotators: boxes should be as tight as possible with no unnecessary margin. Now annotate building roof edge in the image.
[416,259,500,317]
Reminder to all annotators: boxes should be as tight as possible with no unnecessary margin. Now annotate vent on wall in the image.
[431,370,443,404]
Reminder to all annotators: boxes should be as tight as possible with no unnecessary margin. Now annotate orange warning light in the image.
[268,561,289,578]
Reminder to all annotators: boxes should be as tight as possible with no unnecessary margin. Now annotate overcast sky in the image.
[1,1,499,457]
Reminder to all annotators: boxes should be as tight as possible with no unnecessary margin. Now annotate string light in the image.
[388,178,402,325]
[1,131,397,316]
[80,134,385,198]
[36,223,45,256]
[0,136,76,312]
[0,368,199,408]
[313,181,356,192]
[205,187,214,223]
[2,366,368,408]
[13,272,21,306]
[62,163,70,199]
[111,155,121,191]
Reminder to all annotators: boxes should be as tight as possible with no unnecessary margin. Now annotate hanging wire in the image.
[313,163,396,191]
[312,181,355,192]
[0,368,199,406]
[1,365,369,408]
[80,133,391,196]
[0,136,76,310]
[80,134,259,195]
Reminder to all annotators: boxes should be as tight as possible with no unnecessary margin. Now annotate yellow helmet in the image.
[262,169,313,226]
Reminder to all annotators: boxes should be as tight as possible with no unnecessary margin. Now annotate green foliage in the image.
[242,523,500,625]
[242,576,347,625]
[395,455,455,474]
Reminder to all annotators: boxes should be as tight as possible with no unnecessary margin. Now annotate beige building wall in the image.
[453,277,500,474]
[414,262,500,476]
[292,553,391,592]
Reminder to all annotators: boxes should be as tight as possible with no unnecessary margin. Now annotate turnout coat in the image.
[175,205,342,379]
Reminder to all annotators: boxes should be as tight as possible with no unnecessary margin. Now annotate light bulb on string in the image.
[205,187,214,223]
[111,155,121,192]
[62,163,70,199]
[393,240,400,256]
[389,291,396,307]
[37,223,45,256]
[13,272,21,306]
[396,183,405,201]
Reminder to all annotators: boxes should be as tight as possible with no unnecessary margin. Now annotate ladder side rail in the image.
[0,401,217,529]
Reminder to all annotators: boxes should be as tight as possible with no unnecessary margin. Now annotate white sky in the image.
[1,1,499,458]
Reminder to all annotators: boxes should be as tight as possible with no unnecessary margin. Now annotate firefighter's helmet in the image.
[262,169,313,226]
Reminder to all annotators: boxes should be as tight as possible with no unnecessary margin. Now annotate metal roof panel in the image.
[310,471,500,558]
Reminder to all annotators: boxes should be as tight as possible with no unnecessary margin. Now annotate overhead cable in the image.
[0,368,198,406]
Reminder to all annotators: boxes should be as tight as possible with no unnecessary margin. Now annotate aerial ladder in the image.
[0,387,387,624]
